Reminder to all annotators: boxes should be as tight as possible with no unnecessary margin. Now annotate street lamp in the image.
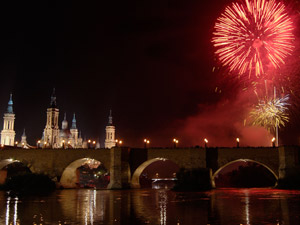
[272,137,276,147]
[204,138,208,148]
[144,139,150,148]
[173,138,179,148]
[93,141,96,149]
[15,141,18,147]
[115,139,123,147]
[62,140,65,149]
[88,139,91,149]
[37,140,41,148]
[236,138,240,148]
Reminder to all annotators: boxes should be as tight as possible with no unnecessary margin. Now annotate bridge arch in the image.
[212,159,278,188]
[0,159,32,184]
[60,158,109,188]
[131,158,179,188]
[0,159,21,170]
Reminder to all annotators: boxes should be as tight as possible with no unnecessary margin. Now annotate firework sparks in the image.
[212,0,295,77]
[250,95,290,131]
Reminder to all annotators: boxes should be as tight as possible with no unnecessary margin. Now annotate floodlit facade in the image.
[104,110,116,149]
[41,89,85,148]
[0,94,16,146]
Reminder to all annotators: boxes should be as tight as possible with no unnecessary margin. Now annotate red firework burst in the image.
[212,0,295,78]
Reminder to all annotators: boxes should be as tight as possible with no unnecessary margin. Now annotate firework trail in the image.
[212,0,295,78]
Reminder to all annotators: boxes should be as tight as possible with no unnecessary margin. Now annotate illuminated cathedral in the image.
[0,90,116,149]
[38,89,82,148]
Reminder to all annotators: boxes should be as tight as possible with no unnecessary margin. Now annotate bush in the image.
[173,168,212,191]
[3,173,56,196]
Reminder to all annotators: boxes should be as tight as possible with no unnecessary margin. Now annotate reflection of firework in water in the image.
[250,95,290,131]
[212,0,295,77]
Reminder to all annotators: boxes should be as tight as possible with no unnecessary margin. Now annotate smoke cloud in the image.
[176,91,273,147]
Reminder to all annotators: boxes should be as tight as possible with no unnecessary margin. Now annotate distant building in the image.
[0,90,106,148]
[42,89,60,148]
[58,113,83,148]
[0,94,16,146]
[17,129,31,149]
[41,89,86,148]
[104,110,116,149]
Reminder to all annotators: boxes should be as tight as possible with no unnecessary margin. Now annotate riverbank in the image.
[0,173,56,196]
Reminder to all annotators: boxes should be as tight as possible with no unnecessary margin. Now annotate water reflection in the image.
[5,197,19,225]
[0,188,300,225]
[245,193,250,225]
[158,191,167,225]
[59,189,108,224]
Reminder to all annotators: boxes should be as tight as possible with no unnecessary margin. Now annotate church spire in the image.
[7,93,13,114]
[50,88,57,108]
[71,113,77,129]
[62,112,68,130]
[108,110,113,125]
[22,128,26,137]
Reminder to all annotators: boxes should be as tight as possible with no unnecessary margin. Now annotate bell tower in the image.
[43,89,60,148]
[1,94,16,146]
[105,110,116,149]
[70,113,79,148]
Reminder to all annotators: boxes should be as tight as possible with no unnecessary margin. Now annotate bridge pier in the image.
[107,147,131,189]
[278,146,300,188]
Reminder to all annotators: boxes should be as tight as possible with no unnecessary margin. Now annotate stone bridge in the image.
[0,146,299,188]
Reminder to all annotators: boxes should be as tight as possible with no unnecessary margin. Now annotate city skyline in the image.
[0,0,300,147]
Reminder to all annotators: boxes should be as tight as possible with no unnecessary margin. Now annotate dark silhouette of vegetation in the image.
[215,163,276,188]
[173,168,212,191]
[1,173,56,196]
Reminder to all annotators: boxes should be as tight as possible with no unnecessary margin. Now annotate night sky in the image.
[0,0,300,147]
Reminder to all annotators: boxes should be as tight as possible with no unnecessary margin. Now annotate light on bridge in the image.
[173,138,179,148]
[204,138,208,148]
[144,139,150,148]
[272,137,276,147]
[236,138,240,148]
[36,140,41,148]
[115,139,123,147]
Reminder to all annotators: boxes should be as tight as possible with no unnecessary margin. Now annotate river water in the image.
[1,188,300,225]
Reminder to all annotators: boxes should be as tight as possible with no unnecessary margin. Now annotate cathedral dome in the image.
[59,129,72,139]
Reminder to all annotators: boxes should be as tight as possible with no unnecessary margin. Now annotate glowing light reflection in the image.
[158,191,167,225]
[5,197,10,225]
